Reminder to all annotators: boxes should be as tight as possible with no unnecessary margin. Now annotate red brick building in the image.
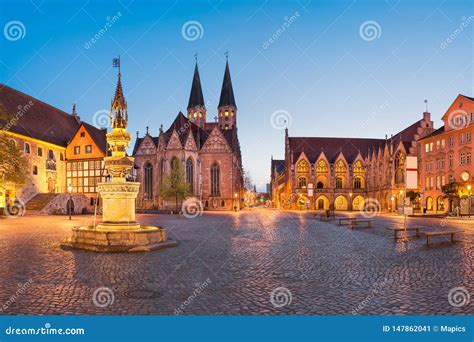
[419,94,474,214]
[133,60,243,210]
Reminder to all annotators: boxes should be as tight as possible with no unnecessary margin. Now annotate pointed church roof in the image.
[112,72,127,111]
[218,60,236,108]
[187,63,205,109]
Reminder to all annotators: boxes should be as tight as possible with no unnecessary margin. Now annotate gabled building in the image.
[133,60,244,210]
[418,95,474,214]
[0,84,107,213]
[271,111,434,211]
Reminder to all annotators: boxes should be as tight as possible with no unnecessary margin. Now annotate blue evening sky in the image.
[1,0,473,190]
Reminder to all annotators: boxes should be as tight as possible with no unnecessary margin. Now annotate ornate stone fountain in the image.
[64,65,177,252]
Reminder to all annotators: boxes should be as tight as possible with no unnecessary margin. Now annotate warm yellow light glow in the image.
[225,111,229,116]
[194,112,197,118]
[349,192,353,197]
[68,185,72,193]
[399,190,404,195]
[468,185,472,191]
[234,193,238,198]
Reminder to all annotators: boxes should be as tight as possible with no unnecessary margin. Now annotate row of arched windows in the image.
[142,158,221,199]
[296,158,365,189]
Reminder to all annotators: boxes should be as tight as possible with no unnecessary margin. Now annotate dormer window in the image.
[80,132,85,137]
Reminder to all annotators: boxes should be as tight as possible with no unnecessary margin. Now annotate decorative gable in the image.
[201,128,231,153]
[167,131,183,150]
[184,131,198,151]
[136,136,156,155]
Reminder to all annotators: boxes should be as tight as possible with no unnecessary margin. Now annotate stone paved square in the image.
[0,210,473,315]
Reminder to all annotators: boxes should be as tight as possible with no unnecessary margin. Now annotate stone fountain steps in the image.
[62,226,178,252]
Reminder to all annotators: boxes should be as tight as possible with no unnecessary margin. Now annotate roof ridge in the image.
[0,83,75,120]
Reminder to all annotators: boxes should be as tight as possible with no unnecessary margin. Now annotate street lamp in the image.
[349,192,353,211]
[468,184,472,218]
[67,184,72,220]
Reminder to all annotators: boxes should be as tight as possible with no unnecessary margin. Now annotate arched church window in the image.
[335,177,343,189]
[186,157,194,193]
[211,162,220,196]
[298,177,307,188]
[144,162,153,200]
[354,177,362,189]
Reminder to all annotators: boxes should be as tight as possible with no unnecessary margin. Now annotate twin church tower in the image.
[133,58,243,211]
[187,59,237,130]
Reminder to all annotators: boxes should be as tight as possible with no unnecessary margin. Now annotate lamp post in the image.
[67,185,72,220]
[467,184,472,218]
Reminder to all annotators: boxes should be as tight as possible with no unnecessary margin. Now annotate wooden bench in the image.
[424,231,463,247]
[388,227,423,240]
[338,217,356,226]
[348,219,373,229]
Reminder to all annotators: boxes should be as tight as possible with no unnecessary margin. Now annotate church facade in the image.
[271,111,435,211]
[133,61,244,211]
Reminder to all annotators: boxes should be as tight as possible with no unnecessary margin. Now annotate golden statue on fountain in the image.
[64,58,177,252]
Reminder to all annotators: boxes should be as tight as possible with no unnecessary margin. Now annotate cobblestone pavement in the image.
[0,209,473,315]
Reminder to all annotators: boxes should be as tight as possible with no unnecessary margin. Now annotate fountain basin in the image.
[62,225,178,252]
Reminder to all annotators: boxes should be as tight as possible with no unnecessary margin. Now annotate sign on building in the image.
[405,156,418,189]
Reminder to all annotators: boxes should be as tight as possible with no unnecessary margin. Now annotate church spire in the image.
[187,59,206,127]
[218,59,236,108]
[110,57,128,129]
[218,56,237,130]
